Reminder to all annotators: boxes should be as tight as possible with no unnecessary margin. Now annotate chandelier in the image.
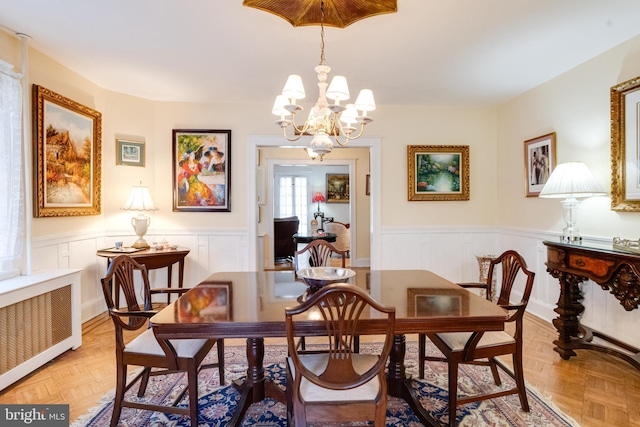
[271,1,376,160]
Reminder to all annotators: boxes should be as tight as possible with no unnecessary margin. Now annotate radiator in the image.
[0,269,81,391]
[0,286,72,375]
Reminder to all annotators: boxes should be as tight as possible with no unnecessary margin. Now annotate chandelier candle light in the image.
[121,183,158,249]
[271,0,375,160]
[539,162,606,242]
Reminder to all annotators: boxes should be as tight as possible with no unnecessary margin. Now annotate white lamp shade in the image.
[354,89,376,112]
[340,104,358,125]
[539,162,607,199]
[121,185,158,211]
[272,95,291,116]
[326,75,350,101]
[282,74,305,100]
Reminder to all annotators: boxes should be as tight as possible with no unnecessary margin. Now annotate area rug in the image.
[73,342,580,426]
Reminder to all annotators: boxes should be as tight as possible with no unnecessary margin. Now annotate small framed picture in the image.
[407,145,470,201]
[524,132,556,197]
[326,173,350,203]
[116,139,145,167]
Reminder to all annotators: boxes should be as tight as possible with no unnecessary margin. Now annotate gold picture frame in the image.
[326,173,349,203]
[407,145,470,201]
[32,85,102,217]
[611,75,640,211]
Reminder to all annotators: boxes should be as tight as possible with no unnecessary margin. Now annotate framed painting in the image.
[407,288,469,317]
[178,281,232,321]
[407,145,469,201]
[326,173,349,203]
[172,129,231,212]
[611,76,640,211]
[116,139,145,167]
[524,132,556,197]
[32,84,102,217]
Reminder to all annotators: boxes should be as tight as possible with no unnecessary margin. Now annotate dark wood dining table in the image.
[150,269,508,426]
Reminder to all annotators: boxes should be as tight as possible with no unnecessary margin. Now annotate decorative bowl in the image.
[296,267,356,288]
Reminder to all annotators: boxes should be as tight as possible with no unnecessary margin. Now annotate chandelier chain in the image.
[319,0,325,65]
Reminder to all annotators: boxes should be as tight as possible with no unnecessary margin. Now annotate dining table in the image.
[150,269,508,426]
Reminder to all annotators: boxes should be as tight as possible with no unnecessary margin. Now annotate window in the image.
[276,174,309,235]
[0,60,24,279]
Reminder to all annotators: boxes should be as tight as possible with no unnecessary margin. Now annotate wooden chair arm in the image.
[111,308,158,318]
[458,282,489,289]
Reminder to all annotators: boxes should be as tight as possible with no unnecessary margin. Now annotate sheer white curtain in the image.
[0,59,24,279]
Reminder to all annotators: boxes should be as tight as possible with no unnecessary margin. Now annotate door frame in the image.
[247,135,381,270]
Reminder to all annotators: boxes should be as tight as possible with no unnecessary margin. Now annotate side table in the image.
[97,246,190,305]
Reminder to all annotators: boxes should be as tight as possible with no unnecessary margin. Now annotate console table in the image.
[544,240,640,369]
[97,246,190,305]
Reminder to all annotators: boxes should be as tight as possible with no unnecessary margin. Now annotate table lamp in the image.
[539,162,606,242]
[121,183,158,248]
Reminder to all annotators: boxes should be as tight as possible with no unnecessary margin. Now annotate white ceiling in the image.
[2,0,640,106]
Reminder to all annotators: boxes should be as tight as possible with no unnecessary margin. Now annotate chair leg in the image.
[488,357,502,386]
[512,353,530,411]
[111,363,127,427]
[374,398,387,427]
[137,367,152,397]
[187,362,199,427]
[217,339,225,386]
[447,360,459,427]
[418,334,426,379]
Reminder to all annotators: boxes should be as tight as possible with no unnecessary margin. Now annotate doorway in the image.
[247,136,381,271]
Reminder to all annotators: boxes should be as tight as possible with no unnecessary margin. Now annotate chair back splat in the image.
[294,239,347,270]
[285,284,395,427]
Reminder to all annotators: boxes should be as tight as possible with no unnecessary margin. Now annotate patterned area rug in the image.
[73,342,580,426]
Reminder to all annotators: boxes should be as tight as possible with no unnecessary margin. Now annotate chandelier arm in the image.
[333,122,367,146]
[281,126,304,142]
[289,113,310,135]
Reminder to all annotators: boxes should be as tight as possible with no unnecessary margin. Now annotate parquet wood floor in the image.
[1,309,639,425]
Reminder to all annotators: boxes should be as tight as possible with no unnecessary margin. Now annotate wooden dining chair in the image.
[100,255,225,427]
[418,250,535,427]
[294,239,347,270]
[285,283,395,427]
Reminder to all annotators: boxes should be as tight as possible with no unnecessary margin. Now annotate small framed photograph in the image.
[116,139,145,167]
[172,129,231,212]
[178,281,232,321]
[407,288,469,317]
[407,145,470,201]
[32,84,102,217]
[326,173,350,203]
[524,132,556,197]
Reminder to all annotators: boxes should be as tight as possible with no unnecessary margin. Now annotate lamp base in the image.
[131,238,150,249]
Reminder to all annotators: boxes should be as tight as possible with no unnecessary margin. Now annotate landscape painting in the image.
[33,85,102,217]
[407,145,470,201]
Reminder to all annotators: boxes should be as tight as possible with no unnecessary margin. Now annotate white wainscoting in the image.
[29,225,640,349]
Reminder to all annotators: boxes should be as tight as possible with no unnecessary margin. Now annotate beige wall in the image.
[497,33,640,239]
[6,27,640,243]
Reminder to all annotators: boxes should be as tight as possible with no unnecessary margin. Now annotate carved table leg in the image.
[548,269,587,359]
[229,338,265,427]
[388,334,441,427]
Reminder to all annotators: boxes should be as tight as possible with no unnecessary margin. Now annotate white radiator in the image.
[0,269,81,391]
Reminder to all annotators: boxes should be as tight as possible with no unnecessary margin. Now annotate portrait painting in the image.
[172,129,231,212]
[524,132,556,197]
